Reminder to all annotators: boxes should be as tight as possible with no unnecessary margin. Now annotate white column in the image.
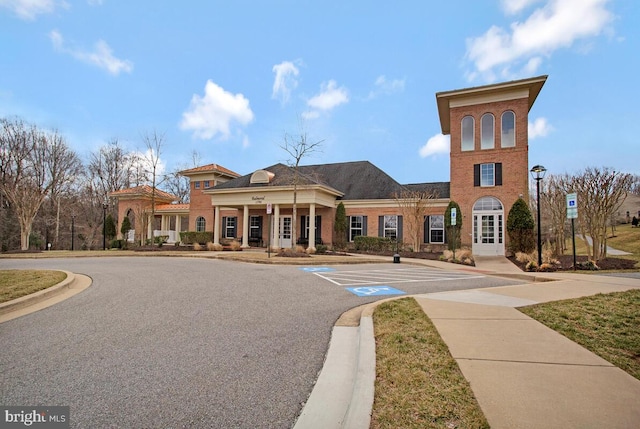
[272,204,280,249]
[242,205,249,248]
[213,206,221,245]
[175,215,182,243]
[308,203,316,251]
[147,214,153,241]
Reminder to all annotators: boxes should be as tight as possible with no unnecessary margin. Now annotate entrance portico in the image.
[207,171,342,251]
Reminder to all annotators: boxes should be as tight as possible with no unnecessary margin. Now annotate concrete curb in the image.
[294,302,379,429]
[0,270,75,315]
[0,271,92,323]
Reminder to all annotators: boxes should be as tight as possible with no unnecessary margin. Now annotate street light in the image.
[530,165,547,267]
[102,200,109,250]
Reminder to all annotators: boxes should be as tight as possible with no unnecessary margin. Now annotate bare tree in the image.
[540,174,571,256]
[280,124,323,249]
[394,188,440,251]
[140,130,165,245]
[0,118,80,250]
[570,167,634,261]
[88,139,136,201]
[163,151,201,204]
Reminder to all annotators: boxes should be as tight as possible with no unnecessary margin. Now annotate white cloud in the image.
[367,75,405,99]
[272,60,300,104]
[49,30,133,76]
[466,0,614,82]
[0,0,68,20]
[501,0,544,15]
[180,80,254,140]
[301,110,320,120]
[304,80,349,119]
[419,134,450,158]
[528,117,553,139]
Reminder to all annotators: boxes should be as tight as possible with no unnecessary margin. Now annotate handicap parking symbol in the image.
[346,286,406,297]
[299,267,336,272]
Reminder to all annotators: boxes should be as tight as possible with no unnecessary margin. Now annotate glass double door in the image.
[472,213,504,256]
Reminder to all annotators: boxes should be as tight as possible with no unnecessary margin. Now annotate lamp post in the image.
[71,215,75,251]
[102,201,108,250]
[530,165,547,267]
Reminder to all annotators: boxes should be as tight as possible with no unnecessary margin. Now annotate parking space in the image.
[312,266,485,287]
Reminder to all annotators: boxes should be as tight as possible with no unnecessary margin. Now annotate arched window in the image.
[461,116,474,151]
[501,111,515,147]
[473,197,503,211]
[196,216,206,232]
[481,113,494,149]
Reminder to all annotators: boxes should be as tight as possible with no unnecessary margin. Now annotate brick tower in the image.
[436,75,547,256]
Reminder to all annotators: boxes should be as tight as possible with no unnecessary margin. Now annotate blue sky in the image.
[1,0,637,185]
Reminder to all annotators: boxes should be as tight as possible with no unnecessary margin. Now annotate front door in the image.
[472,213,504,256]
[279,216,292,248]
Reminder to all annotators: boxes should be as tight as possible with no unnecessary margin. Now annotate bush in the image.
[445,201,462,251]
[229,240,242,251]
[315,244,328,254]
[354,236,396,252]
[193,243,203,251]
[507,198,535,253]
[110,239,123,249]
[441,248,474,265]
[206,242,223,251]
[180,231,214,245]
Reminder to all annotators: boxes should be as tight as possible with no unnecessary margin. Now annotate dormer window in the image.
[250,170,275,184]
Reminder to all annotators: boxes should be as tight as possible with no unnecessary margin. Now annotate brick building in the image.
[110,75,547,256]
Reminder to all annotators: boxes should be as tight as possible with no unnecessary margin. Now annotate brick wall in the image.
[449,98,531,248]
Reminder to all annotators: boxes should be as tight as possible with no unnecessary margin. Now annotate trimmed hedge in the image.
[179,231,214,245]
[354,236,398,252]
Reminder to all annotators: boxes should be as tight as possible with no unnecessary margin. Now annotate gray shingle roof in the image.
[213,161,450,200]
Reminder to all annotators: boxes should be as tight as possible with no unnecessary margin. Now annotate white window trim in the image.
[480,163,495,187]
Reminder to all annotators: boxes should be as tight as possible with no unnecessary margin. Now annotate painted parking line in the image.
[314,267,484,287]
[346,286,406,297]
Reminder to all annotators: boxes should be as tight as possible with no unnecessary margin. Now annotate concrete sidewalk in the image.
[416,260,640,429]
[295,257,640,429]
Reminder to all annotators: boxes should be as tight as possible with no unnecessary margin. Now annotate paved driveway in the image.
[0,257,524,428]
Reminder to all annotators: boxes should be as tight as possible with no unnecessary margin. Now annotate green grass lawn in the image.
[520,289,640,381]
[0,270,67,303]
[371,298,489,429]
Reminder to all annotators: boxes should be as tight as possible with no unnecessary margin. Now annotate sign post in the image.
[450,208,457,260]
[566,193,578,270]
[267,203,272,258]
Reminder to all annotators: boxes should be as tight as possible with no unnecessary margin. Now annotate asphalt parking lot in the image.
[0,257,526,428]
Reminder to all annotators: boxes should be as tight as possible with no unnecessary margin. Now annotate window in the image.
[204,180,210,188]
[501,111,515,147]
[481,113,494,149]
[301,215,321,242]
[474,163,502,187]
[223,216,237,238]
[349,215,365,242]
[195,216,206,232]
[461,116,474,151]
[379,215,402,240]
[429,215,445,243]
[249,216,262,239]
[481,163,494,186]
[473,196,503,211]
[194,181,201,189]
